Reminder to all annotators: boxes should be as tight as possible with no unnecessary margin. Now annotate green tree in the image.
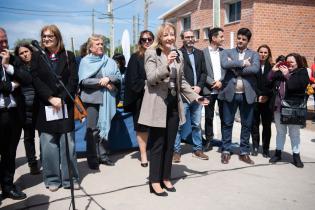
[13,38,33,48]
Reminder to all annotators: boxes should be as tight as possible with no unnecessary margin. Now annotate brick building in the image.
[159,0,315,64]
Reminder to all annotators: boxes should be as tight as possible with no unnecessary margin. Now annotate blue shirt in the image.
[187,50,197,86]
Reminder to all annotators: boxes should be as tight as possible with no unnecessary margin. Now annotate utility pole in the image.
[71,37,75,54]
[213,0,220,27]
[92,8,95,35]
[137,14,140,41]
[144,0,148,30]
[108,0,114,56]
[132,15,136,47]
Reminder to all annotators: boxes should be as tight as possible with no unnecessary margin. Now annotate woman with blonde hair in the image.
[138,22,208,196]
[79,34,121,170]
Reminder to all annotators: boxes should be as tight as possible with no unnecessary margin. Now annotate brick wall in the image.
[162,0,315,64]
[252,0,315,64]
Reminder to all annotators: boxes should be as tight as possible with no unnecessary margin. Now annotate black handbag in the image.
[280,98,307,125]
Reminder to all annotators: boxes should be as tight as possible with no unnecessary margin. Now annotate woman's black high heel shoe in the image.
[149,183,168,196]
[141,162,148,167]
[160,181,176,192]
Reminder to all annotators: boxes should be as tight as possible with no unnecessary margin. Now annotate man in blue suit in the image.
[219,28,259,164]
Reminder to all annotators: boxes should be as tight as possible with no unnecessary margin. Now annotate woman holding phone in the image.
[138,22,208,196]
[268,53,308,168]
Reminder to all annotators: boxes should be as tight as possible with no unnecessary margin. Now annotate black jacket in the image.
[256,60,273,97]
[123,53,146,112]
[269,67,309,109]
[31,50,78,133]
[14,58,36,125]
[179,47,206,93]
[1,57,32,124]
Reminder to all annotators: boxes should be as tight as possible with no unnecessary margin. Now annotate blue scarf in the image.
[78,54,121,139]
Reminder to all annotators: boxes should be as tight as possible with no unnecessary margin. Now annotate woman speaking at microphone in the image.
[138,22,208,196]
[31,25,79,191]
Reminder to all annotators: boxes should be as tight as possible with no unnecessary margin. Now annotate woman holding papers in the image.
[31,24,79,192]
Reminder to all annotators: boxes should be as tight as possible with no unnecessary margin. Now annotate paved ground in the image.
[1,97,315,210]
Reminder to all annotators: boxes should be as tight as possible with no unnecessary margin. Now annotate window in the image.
[181,16,191,31]
[225,1,241,23]
[203,27,211,40]
[193,30,200,40]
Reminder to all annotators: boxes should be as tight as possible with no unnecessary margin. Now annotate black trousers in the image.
[204,94,223,140]
[23,123,37,166]
[251,102,273,152]
[149,100,179,182]
[0,108,22,191]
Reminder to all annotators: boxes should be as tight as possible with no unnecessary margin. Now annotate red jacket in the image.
[310,63,315,83]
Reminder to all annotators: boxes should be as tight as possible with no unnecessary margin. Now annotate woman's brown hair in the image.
[257,44,273,64]
[286,53,304,69]
[136,30,154,57]
[40,24,65,52]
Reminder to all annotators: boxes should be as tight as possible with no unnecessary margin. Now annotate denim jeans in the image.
[221,93,254,155]
[174,102,202,153]
[40,132,79,188]
[274,112,301,153]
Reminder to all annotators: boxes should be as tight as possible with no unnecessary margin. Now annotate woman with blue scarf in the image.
[79,34,121,170]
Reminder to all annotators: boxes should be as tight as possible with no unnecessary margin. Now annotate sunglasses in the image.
[140,37,153,43]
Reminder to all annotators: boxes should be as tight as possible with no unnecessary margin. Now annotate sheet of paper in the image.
[45,105,68,121]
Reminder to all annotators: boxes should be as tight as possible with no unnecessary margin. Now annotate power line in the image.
[113,0,137,11]
[0,6,103,14]
[0,10,92,17]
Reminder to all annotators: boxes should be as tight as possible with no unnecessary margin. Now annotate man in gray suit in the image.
[202,27,225,151]
[219,28,259,164]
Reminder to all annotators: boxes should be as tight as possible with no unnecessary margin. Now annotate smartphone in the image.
[276,61,291,68]
[197,96,210,102]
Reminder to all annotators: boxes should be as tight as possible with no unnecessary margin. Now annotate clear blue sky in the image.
[0,0,182,50]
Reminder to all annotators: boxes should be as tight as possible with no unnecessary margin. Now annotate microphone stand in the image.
[38,51,77,210]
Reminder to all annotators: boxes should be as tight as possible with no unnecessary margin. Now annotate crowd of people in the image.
[0,22,314,201]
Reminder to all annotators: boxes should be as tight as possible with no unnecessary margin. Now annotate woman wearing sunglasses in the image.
[124,30,154,167]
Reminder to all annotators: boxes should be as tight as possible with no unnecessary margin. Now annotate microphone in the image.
[170,46,180,63]
[31,40,46,55]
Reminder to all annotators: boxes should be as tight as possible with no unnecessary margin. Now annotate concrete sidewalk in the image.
[1,106,315,210]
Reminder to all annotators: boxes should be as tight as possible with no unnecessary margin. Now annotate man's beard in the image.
[185,42,194,48]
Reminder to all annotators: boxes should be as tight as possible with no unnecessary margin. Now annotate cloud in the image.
[3,19,97,50]
[151,0,184,10]
[81,0,103,5]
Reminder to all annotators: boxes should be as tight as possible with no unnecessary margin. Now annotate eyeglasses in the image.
[140,37,153,43]
[42,34,55,39]
[184,36,194,40]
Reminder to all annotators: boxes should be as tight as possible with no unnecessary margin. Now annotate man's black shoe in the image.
[251,148,258,156]
[99,156,115,166]
[2,188,27,200]
[204,140,213,151]
[262,150,270,158]
[29,163,41,175]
